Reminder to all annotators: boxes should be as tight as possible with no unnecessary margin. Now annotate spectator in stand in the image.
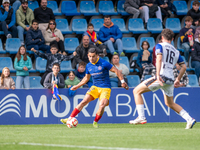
[16,0,34,46]
[140,0,163,26]
[0,0,21,12]
[187,1,200,29]
[124,0,145,26]
[43,63,65,89]
[65,71,82,88]
[0,0,17,39]
[31,45,76,86]
[137,41,155,82]
[191,33,200,82]
[26,19,50,52]
[109,54,130,87]
[83,23,107,57]
[14,45,32,89]
[180,16,195,65]
[72,35,102,69]
[34,0,55,35]
[44,19,66,55]
[99,15,125,56]
[0,67,15,89]
[155,0,177,18]
[194,20,200,39]
[74,61,93,87]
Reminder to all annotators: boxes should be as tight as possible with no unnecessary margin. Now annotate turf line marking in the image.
[16,142,160,150]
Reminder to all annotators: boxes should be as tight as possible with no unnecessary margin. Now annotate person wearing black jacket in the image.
[191,34,200,82]
[31,45,76,86]
[34,0,55,35]
[72,35,102,69]
[187,1,200,29]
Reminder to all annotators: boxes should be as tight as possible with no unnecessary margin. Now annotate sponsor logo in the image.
[0,94,21,117]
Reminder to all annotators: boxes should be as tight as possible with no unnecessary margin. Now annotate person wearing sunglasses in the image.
[44,19,66,55]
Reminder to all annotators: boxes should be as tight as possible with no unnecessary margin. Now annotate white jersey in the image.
[155,42,184,81]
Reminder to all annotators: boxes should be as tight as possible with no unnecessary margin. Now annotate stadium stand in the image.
[28,1,39,11]
[29,76,43,89]
[147,18,163,34]
[119,56,133,72]
[47,1,62,16]
[139,37,155,51]
[60,60,75,73]
[128,18,148,34]
[0,57,15,73]
[173,1,188,15]
[80,1,99,16]
[90,18,104,33]
[122,37,139,53]
[6,38,21,54]
[110,77,118,87]
[64,38,79,54]
[98,1,118,15]
[55,19,72,34]
[101,56,110,63]
[0,39,6,54]
[72,19,87,34]
[61,1,81,16]
[111,18,129,34]
[117,0,130,16]
[126,75,140,88]
[35,57,47,73]
[165,18,181,33]
[187,74,199,87]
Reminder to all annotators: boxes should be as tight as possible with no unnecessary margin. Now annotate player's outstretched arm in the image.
[110,66,129,90]
[174,63,186,88]
[71,74,91,91]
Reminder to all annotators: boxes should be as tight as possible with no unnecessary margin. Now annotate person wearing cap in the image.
[16,0,34,45]
[0,0,21,12]
[0,0,17,39]
[34,0,55,35]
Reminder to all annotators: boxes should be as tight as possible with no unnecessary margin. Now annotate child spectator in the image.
[74,61,93,87]
[0,67,15,89]
[31,45,76,86]
[187,1,200,29]
[83,23,107,56]
[109,54,130,87]
[180,16,195,65]
[65,71,82,88]
[14,45,32,89]
[137,41,155,82]
[44,20,66,55]
[43,63,65,89]
[26,19,50,53]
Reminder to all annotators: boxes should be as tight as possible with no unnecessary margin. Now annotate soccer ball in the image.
[66,117,78,128]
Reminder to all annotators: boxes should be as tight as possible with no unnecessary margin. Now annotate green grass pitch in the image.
[0,123,199,150]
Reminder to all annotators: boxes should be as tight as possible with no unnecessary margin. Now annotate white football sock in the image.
[179,109,193,122]
[136,104,145,119]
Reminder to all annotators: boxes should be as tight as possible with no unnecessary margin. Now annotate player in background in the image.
[129,29,196,129]
[61,48,129,128]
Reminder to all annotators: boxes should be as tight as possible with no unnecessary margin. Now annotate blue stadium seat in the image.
[99,1,118,15]
[55,19,72,34]
[80,1,99,16]
[29,76,43,89]
[64,38,79,54]
[187,74,199,87]
[29,68,37,73]
[132,56,140,72]
[139,37,155,51]
[128,18,148,34]
[91,19,104,33]
[122,37,139,53]
[11,76,16,83]
[126,75,140,88]
[35,57,47,73]
[181,56,194,72]
[61,1,81,16]
[147,18,163,34]
[47,1,62,16]
[0,39,6,54]
[0,57,15,73]
[117,0,130,15]
[6,38,21,54]
[177,37,184,52]
[101,56,110,62]
[111,18,129,34]
[173,1,188,15]
[72,19,87,34]
[144,75,152,80]
[60,61,75,73]
[166,18,181,33]
[110,77,118,87]
[119,56,133,72]
[28,1,39,11]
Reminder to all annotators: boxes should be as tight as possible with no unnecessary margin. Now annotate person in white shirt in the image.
[129,29,196,129]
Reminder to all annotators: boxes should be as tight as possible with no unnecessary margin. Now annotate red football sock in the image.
[94,114,102,122]
[70,108,80,117]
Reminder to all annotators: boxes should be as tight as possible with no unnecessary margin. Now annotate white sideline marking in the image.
[0,142,161,150]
